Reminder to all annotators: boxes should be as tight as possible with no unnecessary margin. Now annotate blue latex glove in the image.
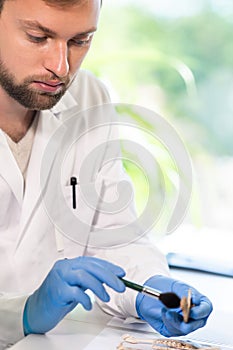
[136,275,213,337]
[23,257,125,335]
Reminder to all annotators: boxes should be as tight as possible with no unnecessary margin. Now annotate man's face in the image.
[0,0,100,110]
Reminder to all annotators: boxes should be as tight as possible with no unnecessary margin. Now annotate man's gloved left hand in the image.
[136,275,213,337]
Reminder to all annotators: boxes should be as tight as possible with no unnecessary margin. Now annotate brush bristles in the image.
[160,292,181,308]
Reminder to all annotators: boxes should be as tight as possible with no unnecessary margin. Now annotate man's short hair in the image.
[0,0,102,13]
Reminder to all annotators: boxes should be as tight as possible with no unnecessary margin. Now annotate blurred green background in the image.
[83,0,233,237]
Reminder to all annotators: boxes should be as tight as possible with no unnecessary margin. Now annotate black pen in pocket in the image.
[70,177,78,209]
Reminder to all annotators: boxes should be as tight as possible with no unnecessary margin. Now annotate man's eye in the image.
[27,34,47,43]
[71,36,93,47]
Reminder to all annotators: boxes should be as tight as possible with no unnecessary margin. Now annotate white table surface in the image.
[10,268,233,349]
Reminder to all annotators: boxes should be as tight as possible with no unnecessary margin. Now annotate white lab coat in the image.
[0,70,169,349]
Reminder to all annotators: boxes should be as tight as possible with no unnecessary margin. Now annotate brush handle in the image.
[120,278,160,298]
[120,277,181,308]
[142,286,160,298]
[120,278,144,293]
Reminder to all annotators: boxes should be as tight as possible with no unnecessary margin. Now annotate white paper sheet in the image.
[83,316,233,350]
[82,327,160,350]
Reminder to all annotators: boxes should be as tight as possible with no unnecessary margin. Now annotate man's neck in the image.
[0,90,36,142]
[0,110,36,143]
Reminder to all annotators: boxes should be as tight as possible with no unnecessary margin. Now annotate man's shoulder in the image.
[66,69,111,109]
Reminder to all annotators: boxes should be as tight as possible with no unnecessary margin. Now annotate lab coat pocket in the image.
[57,180,104,247]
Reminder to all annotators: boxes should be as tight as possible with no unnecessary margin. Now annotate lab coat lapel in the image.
[16,110,65,250]
[16,91,78,250]
[0,131,24,205]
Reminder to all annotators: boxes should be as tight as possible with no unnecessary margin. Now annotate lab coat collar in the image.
[50,86,78,116]
[0,130,24,205]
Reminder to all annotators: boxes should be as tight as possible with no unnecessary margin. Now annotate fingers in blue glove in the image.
[53,278,93,310]
[64,270,112,303]
[160,309,208,337]
[46,257,126,305]
[70,256,125,276]
[68,256,126,293]
[189,295,213,320]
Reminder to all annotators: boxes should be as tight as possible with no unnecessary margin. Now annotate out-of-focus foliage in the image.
[84,4,233,156]
[83,2,233,233]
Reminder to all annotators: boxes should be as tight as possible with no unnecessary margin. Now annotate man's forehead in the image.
[1,0,101,11]
[3,0,100,35]
[40,0,94,9]
[5,0,90,6]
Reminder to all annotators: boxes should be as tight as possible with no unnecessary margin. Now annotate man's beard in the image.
[0,59,70,110]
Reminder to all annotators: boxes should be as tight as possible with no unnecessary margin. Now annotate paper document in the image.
[83,316,233,350]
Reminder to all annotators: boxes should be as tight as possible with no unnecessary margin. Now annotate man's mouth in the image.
[32,80,64,93]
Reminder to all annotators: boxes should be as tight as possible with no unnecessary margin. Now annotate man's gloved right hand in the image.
[136,275,213,337]
[23,256,125,335]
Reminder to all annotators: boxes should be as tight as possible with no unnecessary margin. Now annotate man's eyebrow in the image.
[18,19,97,37]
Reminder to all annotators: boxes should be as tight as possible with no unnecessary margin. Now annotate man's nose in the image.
[44,42,69,78]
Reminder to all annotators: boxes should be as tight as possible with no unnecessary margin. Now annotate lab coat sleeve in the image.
[84,118,170,319]
[91,240,170,319]
[0,294,28,349]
